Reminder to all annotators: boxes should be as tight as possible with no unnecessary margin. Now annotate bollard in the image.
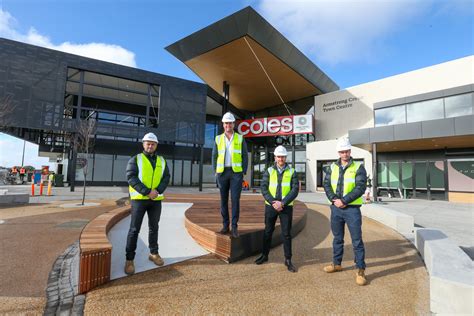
[31,183,35,196]
[39,182,44,196]
[47,181,52,196]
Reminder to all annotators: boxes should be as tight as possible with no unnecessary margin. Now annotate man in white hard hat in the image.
[212,112,248,238]
[323,137,368,285]
[255,145,299,272]
[124,132,170,275]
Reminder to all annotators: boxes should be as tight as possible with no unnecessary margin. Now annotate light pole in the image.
[21,140,26,166]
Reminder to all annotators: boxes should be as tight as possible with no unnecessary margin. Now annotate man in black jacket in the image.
[124,132,170,275]
[323,137,368,285]
[254,145,299,272]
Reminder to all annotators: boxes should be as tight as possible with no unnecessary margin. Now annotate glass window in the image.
[294,151,306,163]
[182,160,191,186]
[202,164,215,183]
[204,123,217,148]
[377,162,388,187]
[67,68,81,81]
[388,162,399,188]
[83,84,148,105]
[112,155,130,181]
[401,162,413,189]
[173,160,182,185]
[415,162,427,189]
[445,93,473,118]
[66,81,80,94]
[84,71,149,94]
[93,154,113,181]
[429,161,445,189]
[374,105,406,126]
[407,99,444,123]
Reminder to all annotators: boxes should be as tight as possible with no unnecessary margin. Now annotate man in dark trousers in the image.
[212,112,248,238]
[124,132,170,275]
[323,137,368,285]
[255,145,299,272]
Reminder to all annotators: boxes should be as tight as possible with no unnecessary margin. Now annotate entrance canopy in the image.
[166,6,338,112]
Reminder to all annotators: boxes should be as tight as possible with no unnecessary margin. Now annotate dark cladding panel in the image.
[0,38,208,146]
[422,118,455,138]
[349,128,370,145]
[394,122,422,141]
[369,125,394,143]
[454,115,474,135]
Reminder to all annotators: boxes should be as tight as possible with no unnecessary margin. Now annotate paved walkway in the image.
[109,202,208,279]
[84,204,429,314]
[297,192,474,259]
[0,200,117,314]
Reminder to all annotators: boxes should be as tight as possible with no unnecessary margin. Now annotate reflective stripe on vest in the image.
[265,166,295,206]
[330,161,363,205]
[129,154,166,201]
[215,133,243,173]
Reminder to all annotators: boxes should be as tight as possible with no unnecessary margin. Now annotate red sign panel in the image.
[236,115,313,138]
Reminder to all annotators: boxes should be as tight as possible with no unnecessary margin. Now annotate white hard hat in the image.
[336,137,351,151]
[222,112,236,123]
[142,132,158,143]
[274,145,288,156]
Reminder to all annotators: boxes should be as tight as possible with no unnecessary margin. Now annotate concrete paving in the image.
[84,204,429,314]
[297,192,474,259]
[0,200,118,314]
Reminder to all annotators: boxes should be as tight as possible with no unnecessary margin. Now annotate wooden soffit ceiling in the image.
[184,36,321,111]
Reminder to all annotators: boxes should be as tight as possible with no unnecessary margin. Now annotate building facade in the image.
[306,56,474,202]
[0,38,208,187]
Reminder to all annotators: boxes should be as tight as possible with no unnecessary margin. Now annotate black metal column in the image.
[443,158,449,201]
[292,135,296,168]
[250,142,254,187]
[372,143,377,201]
[199,145,203,192]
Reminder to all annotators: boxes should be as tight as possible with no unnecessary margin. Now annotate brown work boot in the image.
[149,253,164,266]
[323,264,343,273]
[124,260,135,275]
[356,269,367,286]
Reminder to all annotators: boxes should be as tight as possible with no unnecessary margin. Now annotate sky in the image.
[0,0,472,168]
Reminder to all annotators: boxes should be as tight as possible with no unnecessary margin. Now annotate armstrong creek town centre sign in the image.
[236,115,314,138]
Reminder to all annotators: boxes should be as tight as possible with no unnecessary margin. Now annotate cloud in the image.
[257,0,432,65]
[0,9,136,67]
[0,133,53,169]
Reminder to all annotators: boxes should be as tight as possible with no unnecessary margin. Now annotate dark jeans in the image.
[125,200,162,260]
[330,204,366,269]
[262,204,293,259]
[217,168,243,228]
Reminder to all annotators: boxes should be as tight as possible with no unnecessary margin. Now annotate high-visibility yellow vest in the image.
[129,153,166,201]
[215,133,243,173]
[265,166,295,206]
[330,161,363,205]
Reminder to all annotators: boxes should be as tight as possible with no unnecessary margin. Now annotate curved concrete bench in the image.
[416,229,473,315]
[361,203,414,235]
[360,203,472,314]
[78,205,130,294]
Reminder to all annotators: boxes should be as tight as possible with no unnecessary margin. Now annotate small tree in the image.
[74,118,97,205]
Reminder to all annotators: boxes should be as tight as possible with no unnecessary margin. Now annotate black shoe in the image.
[220,226,229,234]
[231,227,239,238]
[255,254,268,265]
[285,259,297,273]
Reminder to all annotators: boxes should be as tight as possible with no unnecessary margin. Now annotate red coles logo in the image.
[236,115,313,138]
